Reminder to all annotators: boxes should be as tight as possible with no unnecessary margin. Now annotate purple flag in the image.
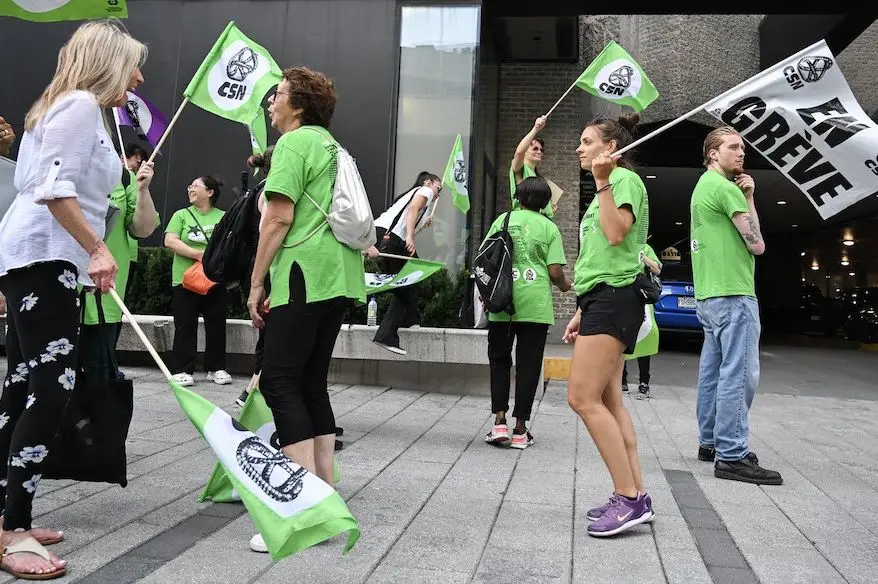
[115,91,168,153]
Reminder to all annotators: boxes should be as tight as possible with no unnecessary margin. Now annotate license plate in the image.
[678,297,696,309]
[810,315,821,321]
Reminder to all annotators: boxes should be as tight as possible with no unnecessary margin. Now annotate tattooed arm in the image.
[731,198,765,256]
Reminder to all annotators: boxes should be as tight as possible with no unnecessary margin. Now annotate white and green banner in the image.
[201,388,339,504]
[184,21,282,126]
[626,304,659,360]
[172,381,358,559]
[442,134,470,214]
[575,40,659,112]
[0,0,126,21]
[366,258,445,294]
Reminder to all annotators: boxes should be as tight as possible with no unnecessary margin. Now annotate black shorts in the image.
[577,283,645,354]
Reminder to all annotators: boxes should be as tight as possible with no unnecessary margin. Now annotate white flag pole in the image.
[109,289,173,381]
[145,97,190,165]
[544,78,579,118]
[112,108,130,171]
[613,39,828,158]
[374,252,415,262]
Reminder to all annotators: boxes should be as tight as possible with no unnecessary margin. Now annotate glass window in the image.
[393,4,480,275]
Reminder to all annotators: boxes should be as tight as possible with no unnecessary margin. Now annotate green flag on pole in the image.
[365,258,445,295]
[575,41,659,112]
[248,107,268,156]
[183,21,283,125]
[626,304,659,360]
[442,134,470,214]
[202,388,339,504]
[0,0,126,21]
[172,381,358,559]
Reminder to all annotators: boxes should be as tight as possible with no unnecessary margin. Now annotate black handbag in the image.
[633,266,662,305]
[42,292,134,487]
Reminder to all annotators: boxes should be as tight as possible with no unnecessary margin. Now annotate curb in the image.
[543,357,571,381]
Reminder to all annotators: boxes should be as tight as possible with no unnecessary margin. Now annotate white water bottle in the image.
[367,297,378,326]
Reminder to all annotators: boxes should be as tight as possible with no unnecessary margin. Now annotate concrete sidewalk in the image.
[2,363,877,584]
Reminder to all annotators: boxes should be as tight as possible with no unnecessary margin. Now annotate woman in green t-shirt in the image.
[482,177,570,450]
[163,175,229,388]
[564,113,654,537]
[246,67,365,555]
[510,116,555,218]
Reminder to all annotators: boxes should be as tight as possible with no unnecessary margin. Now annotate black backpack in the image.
[472,211,515,315]
[202,177,264,285]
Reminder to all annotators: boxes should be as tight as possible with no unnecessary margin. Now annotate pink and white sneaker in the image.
[485,423,511,445]
[510,430,534,450]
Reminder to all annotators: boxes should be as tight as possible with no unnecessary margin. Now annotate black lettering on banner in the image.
[218,82,247,100]
[865,158,878,176]
[797,98,870,148]
[767,132,811,167]
[721,96,766,132]
[783,66,804,90]
[744,112,790,151]
[787,149,837,185]
[806,172,853,206]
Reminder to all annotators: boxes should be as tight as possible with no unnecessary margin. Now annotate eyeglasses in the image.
[187,183,205,191]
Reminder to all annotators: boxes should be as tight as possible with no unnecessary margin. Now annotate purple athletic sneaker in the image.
[587,493,655,522]
[587,493,653,537]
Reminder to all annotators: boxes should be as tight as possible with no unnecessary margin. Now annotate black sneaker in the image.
[636,382,650,400]
[622,382,629,393]
[235,389,250,407]
[715,456,782,485]
[335,426,344,436]
[335,439,344,452]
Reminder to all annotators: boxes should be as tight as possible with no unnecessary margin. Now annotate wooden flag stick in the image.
[109,289,172,381]
[145,97,190,165]
[544,78,579,118]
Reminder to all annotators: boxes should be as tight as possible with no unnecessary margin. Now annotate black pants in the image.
[242,276,272,376]
[171,284,227,374]
[260,264,348,447]
[622,356,651,384]
[0,261,80,530]
[373,227,419,348]
[487,320,549,421]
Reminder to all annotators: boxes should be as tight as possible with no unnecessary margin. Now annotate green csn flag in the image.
[626,304,659,360]
[442,134,470,214]
[365,258,445,295]
[575,41,659,112]
[184,21,282,125]
[201,388,339,504]
[171,382,358,559]
[0,0,126,21]
[248,107,268,156]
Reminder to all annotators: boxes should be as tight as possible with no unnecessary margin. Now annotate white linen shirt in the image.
[0,90,121,287]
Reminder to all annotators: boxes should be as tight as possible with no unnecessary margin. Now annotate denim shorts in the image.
[577,283,645,354]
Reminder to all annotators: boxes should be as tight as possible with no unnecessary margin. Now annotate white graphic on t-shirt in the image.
[524,268,537,282]
[511,268,520,281]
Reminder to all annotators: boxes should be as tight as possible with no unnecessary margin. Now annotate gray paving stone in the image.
[54,521,165,583]
[744,548,848,584]
[365,566,471,584]
[679,506,724,529]
[74,555,165,584]
[690,528,748,569]
[706,566,760,584]
[658,547,714,584]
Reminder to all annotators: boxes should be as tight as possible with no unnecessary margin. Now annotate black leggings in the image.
[260,264,348,447]
[487,320,549,421]
[373,227,419,347]
[170,284,227,374]
[622,356,651,384]
[0,261,80,530]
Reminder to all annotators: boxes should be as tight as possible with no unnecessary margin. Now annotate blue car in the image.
[654,262,703,334]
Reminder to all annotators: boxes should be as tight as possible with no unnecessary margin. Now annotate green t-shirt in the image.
[83,174,160,325]
[574,166,649,296]
[484,209,566,325]
[263,126,366,308]
[690,169,754,300]
[165,205,225,286]
[509,162,554,219]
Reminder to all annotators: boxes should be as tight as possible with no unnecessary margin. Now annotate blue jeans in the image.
[695,296,761,462]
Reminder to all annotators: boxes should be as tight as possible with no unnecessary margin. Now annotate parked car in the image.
[654,261,702,334]
[842,287,878,343]
[799,283,843,336]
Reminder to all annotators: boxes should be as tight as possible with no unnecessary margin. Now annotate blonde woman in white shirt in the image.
[0,21,147,580]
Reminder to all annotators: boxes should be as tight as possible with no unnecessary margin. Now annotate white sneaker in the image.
[249,533,268,553]
[208,370,232,385]
[373,341,406,355]
[172,373,194,387]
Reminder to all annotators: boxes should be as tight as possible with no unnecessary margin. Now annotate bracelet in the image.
[595,183,612,194]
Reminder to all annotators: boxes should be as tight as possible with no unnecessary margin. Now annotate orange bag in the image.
[182,260,217,295]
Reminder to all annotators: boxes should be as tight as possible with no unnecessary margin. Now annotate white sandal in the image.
[0,535,67,580]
